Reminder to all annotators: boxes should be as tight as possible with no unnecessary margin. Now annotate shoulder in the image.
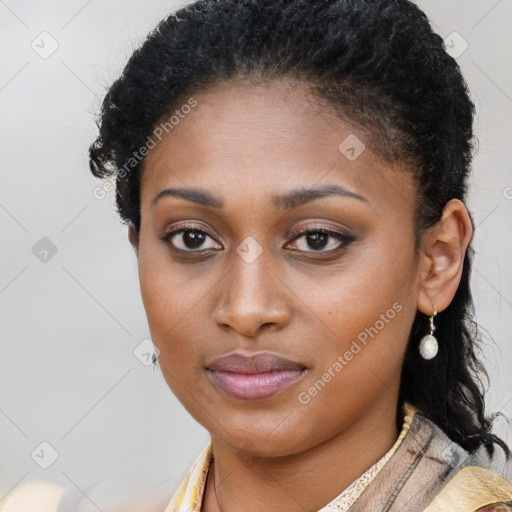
[403,407,512,512]
[475,505,512,511]
[424,466,512,512]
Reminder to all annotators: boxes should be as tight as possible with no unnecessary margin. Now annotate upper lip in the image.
[205,351,307,374]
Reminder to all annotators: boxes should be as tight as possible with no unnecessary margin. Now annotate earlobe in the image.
[128,221,140,255]
[417,199,473,315]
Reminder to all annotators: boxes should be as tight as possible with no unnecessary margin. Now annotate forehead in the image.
[139,81,416,216]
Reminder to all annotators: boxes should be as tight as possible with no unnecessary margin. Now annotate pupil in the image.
[308,232,327,250]
[184,231,205,249]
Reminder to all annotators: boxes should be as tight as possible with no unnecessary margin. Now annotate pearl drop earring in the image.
[419,309,438,360]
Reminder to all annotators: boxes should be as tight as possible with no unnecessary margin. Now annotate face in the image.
[133,80,425,457]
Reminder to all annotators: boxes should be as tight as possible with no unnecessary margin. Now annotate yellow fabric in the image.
[423,466,512,512]
[164,403,512,512]
[165,442,213,512]
[164,402,417,512]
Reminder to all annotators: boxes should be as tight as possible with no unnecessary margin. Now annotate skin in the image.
[128,79,473,512]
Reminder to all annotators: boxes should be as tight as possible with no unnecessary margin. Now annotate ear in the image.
[417,199,473,315]
[128,221,139,256]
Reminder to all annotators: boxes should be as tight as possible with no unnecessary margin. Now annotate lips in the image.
[205,351,308,401]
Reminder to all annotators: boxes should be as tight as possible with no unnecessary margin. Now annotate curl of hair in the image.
[89,0,510,458]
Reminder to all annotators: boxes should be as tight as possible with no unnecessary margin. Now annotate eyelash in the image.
[160,223,355,256]
[288,226,355,253]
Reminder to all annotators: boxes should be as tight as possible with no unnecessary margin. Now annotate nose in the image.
[212,251,291,338]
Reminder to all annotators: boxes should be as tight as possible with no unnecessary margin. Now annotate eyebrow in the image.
[151,184,367,210]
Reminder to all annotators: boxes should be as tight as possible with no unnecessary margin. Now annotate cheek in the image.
[300,241,417,388]
[304,246,414,340]
[138,235,197,327]
[137,256,207,403]
[292,288,414,449]
[137,246,196,364]
[136,239,228,388]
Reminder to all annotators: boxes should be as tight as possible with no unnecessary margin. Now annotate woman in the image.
[88,0,512,510]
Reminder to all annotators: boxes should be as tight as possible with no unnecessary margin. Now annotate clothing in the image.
[164,403,512,511]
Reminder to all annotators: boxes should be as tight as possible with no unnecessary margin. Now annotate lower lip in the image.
[207,369,305,400]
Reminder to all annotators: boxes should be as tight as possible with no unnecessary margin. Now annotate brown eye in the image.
[286,227,354,253]
[161,225,222,252]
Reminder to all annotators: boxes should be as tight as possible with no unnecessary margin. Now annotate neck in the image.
[203,397,401,512]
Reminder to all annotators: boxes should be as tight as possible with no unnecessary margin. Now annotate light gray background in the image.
[1,0,511,510]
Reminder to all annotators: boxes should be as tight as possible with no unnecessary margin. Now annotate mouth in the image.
[205,351,308,401]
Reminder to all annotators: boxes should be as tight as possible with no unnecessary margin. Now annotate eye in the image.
[160,224,222,252]
[285,226,355,253]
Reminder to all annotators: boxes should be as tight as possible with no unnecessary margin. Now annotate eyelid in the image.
[160,220,356,254]
[285,226,355,251]
[287,220,355,240]
[159,222,223,250]
[161,222,218,240]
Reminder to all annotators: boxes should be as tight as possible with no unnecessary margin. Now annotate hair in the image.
[89,0,510,458]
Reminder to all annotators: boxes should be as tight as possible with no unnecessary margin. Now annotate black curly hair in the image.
[89,0,510,458]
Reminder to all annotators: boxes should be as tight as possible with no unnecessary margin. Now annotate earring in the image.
[152,353,159,371]
[419,309,438,360]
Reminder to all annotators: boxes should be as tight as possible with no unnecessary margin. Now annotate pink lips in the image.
[205,351,307,401]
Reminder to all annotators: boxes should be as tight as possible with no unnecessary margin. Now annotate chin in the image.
[209,413,322,459]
